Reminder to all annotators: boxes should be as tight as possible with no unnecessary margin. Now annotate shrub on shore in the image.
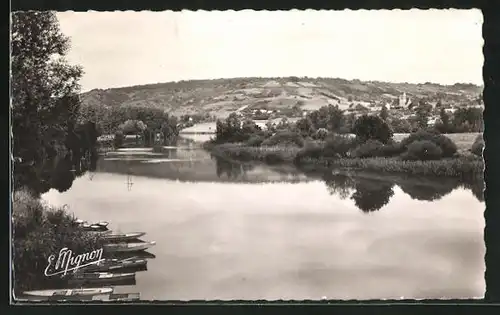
[401,140,443,161]
[261,131,305,148]
[297,156,483,179]
[400,129,457,158]
[211,143,300,163]
[12,189,103,294]
[471,134,484,157]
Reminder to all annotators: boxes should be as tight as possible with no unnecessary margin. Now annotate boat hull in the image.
[103,232,146,242]
[81,259,147,272]
[69,272,135,284]
[104,241,156,253]
[23,287,113,297]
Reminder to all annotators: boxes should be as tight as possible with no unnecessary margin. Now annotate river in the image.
[41,136,485,300]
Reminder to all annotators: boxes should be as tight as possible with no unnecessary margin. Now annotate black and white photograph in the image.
[11,9,485,302]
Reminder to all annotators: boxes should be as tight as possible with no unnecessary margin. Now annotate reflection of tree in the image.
[351,178,394,213]
[398,179,458,202]
[322,172,356,199]
[50,154,76,193]
[213,155,254,179]
[16,150,99,195]
[462,178,485,202]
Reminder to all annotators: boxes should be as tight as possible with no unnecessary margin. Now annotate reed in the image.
[297,156,484,179]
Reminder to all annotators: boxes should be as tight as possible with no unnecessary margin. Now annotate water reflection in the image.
[20,151,99,195]
[35,139,485,214]
[316,170,484,213]
[213,154,255,179]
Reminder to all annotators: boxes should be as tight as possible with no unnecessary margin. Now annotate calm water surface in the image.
[42,136,485,300]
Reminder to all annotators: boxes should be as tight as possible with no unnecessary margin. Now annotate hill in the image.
[80,77,483,119]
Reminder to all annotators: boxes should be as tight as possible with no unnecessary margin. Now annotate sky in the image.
[56,9,484,92]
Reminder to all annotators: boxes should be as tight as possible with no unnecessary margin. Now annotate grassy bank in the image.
[12,189,104,295]
[208,143,483,180]
[209,143,301,164]
[297,155,483,179]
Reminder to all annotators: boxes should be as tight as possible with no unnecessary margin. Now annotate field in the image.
[393,132,481,151]
[80,77,482,120]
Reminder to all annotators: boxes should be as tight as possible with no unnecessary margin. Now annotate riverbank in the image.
[206,143,484,180]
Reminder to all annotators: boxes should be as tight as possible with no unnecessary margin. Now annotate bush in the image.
[352,115,393,144]
[13,189,103,294]
[351,140,385,158]
[400,129,457,157]
[245,134,267,147]
[313,128,329,141]
[264,152,286,164]
[379,142,406,157]
[401,140,443,161]
[261,131,305,147]
[471,134,484,157]
[323,134,358,158]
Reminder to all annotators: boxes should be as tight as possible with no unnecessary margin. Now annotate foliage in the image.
[400,129,457,157]
[245,134,268,147]
[306,105,345,132]
[13,189,104,294]
[415,102,432,129]
[295,117,316,137]
[471,134,484,157]
[379,105,389,121]
[215,113,261,143]
[119,119,147,134]
[261,131,305,147]
[210,144,300,164]
[313,128,329,140]
[401,140,443,161]
[451,107,483,133]
[294,134,357,164]
[11,11,85,186]
[389,117,413,133]
[351,140,385,158]
[352,115,393,144]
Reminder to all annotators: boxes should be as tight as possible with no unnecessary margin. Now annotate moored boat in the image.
[68,272,135,284]
[75,220,109,228]
[110,250,156,260]
[104,241,156,253]
[91,292,141,302]
[103,232,146,242]
[81,223,109,232]
[80,257,147,272]
[23,287,113,297]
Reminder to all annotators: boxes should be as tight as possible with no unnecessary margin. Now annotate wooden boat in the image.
[90,292,141,302]
[23,287,113,297]
[75,220,109,227]
[68,272,135,284]
[103,232,146,242]
[110,250,156,260]
[104,241,156,253]
[81,257,147,272]
[81,223,109,232]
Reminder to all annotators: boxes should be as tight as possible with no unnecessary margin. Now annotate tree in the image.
[12,11,84,189]
[295,117,315,137]
[352,115,393,144]
[415,103,432,129]
[435,108,450,133]
[379,105,389,121]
